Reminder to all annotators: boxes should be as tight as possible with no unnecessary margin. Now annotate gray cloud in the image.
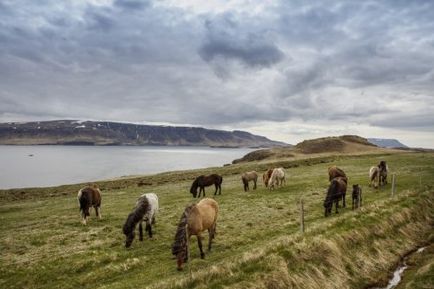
[1,0,434,146]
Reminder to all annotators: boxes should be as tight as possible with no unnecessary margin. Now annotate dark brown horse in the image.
[324,177,347,217]
[172,198,218,271]
[77,184,102,225]
[328,166,348,183]
[190,174,223,198]
[352,184,362,210]
[378,160,388,186]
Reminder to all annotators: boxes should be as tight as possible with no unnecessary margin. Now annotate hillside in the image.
[233,135,398,164]
[0,120,286,148]
[368,138,408,148]
[0,152,433,289]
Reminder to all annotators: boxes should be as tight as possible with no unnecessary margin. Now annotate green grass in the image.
[0,152,433,289]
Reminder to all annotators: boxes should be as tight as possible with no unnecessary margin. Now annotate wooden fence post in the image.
[300,198,305,233]
[391,174,396,197]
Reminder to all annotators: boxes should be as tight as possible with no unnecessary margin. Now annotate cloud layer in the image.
[1,0,434,147]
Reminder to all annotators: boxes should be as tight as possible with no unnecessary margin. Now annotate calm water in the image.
[0,145,253,189]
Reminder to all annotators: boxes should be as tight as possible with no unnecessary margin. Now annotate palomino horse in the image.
[378,160,388,186]
[369,166,380,188]
[190,174,223,198]
[172,198,219,271]
[328,166,348,183]
[262,169,274,187]
[123,193,159,248]
[352,184,362,210]
[241,171,258,191]
[324,177,347,216]
[77,185,102,225]
[269,168,286,190]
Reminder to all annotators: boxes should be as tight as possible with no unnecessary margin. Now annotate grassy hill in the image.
[0,146,433,288]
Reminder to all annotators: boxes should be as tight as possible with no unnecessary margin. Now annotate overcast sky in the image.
[1,0,434,148]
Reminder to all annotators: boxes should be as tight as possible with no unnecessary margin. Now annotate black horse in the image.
[324,177,347,217]
[352,184,362,210]
[190,174,223,198]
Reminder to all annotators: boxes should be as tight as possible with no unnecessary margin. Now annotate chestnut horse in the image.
[324,177,347,216]
[241,171,258,191]
[122,193,159,248]
[77,184,102,225]
[328,166,348,183]
[172,198,219,271]
[262,169,274,187]
[190,174,223,198]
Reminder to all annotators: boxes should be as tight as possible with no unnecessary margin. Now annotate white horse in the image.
[269,168,286,190]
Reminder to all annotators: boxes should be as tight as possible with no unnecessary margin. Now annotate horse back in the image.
[79,187,101,206]
[192,198,218,231]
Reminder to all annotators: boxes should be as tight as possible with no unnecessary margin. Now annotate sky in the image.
[1,0,434,148]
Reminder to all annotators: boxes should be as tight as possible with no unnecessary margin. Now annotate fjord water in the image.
[0,145,253,189]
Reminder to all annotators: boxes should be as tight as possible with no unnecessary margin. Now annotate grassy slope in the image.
[0,152,433,289]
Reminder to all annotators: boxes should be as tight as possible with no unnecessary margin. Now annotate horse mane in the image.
[122,196,149,235]
[172,204,195,258]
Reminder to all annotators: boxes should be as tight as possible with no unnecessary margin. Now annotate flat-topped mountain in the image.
[0,120,286,148]
[367,138,408,148]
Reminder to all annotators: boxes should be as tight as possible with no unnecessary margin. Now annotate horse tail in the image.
[78,191,88,215]
[172,205,194,258]
[218,175,223,185]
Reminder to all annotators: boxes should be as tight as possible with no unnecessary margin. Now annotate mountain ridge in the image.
[0,120,286,148]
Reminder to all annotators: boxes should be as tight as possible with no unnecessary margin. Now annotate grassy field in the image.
[0,152,433,289]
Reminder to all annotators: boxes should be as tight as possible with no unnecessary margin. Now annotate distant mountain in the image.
[0,120,286,148]
[367,138,408,148]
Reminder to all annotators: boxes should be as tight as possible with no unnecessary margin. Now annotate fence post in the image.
[391,174,396,197]
[300,198,305,233]
[185,224,191,278]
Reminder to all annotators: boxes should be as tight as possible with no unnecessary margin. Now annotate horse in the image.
[263,169,274,187]
[369,166,380,188]
[172,198,218,271]
[122,193,159,248]
[241,171,258,192]
[328,166,348,183]
[77,184,102,225]
[324,177,347,216]
[352,184,362,210]
[190,174,223,198]
[269,168,286,190]
[378,160,388,186]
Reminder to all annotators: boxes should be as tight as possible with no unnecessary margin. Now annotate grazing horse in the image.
[378,160,388,186]
[172,198,219,271]
[190,174,223,198]
[352,184,362,210]
[269,168,286,190]
[77,185,101,225]
[263,169,273,187]
[328,166,348,183]
[369,166,380,188]
[324,177,347,216]
[122,193,159,248]
[241,171,258,192]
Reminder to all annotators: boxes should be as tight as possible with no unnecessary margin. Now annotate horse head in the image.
[190,178,199,198]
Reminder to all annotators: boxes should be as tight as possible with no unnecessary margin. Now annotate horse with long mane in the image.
[352,184,362,210]
[77,184,101,225]
[269,168,286,190]
[263,169,273,187]
[172,198,218,271]
[122,193,159,248]
[328,166,348,183]
[190,174,223,198]
[369,166,380,188]
[324,177,347,216]
[241,171,258,192]
[378,160,388,186]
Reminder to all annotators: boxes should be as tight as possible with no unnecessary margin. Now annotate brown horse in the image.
[241,171,258,191]
[324,177,347,216]
[172,198,219,271]
[378,160,388,186]
[262,169,274,187]
[77,184,102,225]
[328,166,348,183]
[190,174,223,198]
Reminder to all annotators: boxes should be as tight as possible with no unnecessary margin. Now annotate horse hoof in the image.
[177,267,183,271]
[201,253,205,259]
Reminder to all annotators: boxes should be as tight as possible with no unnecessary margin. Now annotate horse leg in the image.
[214,184,218,195]
[197,234,205,259]
[343,193,346,208]
[95,206,102,219]
[335,199,339,214]
[139,222,144,241]
[146,222,153,238]
[152,216,156,225]
[253,180,257,190]
[219,184,221,195]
